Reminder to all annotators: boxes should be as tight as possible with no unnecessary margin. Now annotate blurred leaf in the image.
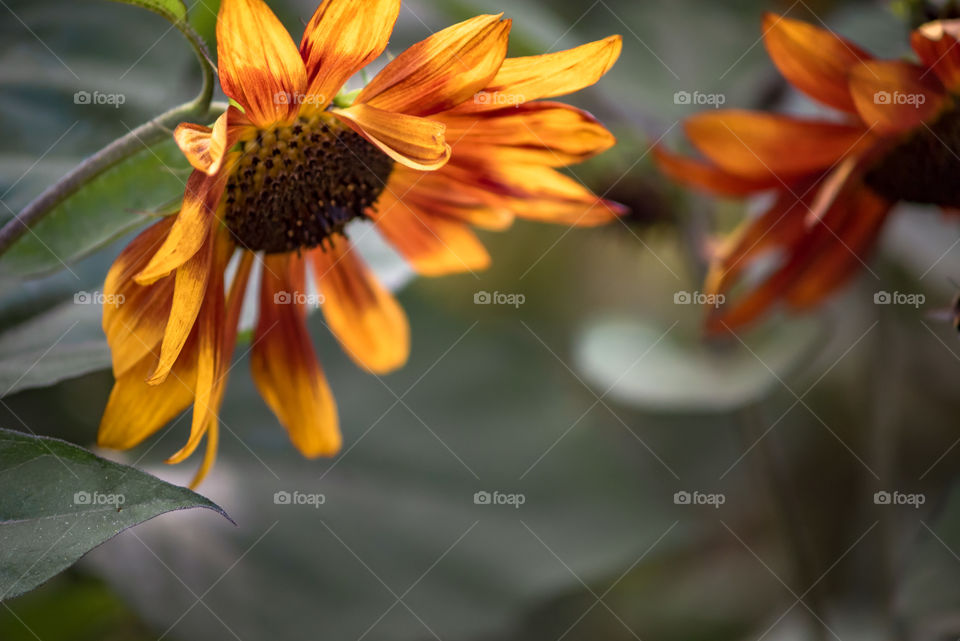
[108,0,187,24]
[0,428,230,600]
[573,316,823,412]
[0,301,109,398]
[0,137,190,278]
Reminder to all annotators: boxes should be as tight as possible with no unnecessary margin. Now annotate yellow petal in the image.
[310,237,409,374]
[447,35,622,114]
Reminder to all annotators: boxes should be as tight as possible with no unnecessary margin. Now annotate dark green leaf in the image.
[0,428,230,600]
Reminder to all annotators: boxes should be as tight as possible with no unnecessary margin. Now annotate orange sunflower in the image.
[97,0,623,485]
[657,13,960,334]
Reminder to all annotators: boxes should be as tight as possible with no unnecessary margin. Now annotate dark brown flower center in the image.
[864,104,960,208]
[223,113,393,253]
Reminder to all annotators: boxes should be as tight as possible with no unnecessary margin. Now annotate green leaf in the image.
[0,302,110,398]
[0,138,190,278]
[108,0,188,24]
[0,428,230,600]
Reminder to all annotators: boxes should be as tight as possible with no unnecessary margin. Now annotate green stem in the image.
[0,14,218,260]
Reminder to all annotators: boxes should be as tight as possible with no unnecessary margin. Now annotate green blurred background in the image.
[4,0,960,639]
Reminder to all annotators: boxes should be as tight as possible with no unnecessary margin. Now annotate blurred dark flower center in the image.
[864,106,960,207]
[223,114,393,253]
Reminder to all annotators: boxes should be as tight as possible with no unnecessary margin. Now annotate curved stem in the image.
[0,15,218,259]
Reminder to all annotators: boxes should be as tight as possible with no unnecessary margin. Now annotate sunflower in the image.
[657,13,960,334]
[97,0,623,485]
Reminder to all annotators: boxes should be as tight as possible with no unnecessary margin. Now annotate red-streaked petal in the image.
[685,110,869,180]
[311,238,409,374]
[299,0,400,110]
[913,20,960,92]
[251,253,340,457]
[448,35,622,114]
[216,0,307,127]
[762,12,872,113]
[356,14,511,116]
[848,59,947,134]
[332,103,450,170]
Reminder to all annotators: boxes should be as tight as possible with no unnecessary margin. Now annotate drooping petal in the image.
[310,238,409,374]
[146,228,216,385]
[216,0,307,127]
[912,20,960,92]
[653,145,779,196]
[387,164,514,230]
[251,253,340,457]
[98,338,197,450]
[685,110,869,180]
[102,218,176,376]
[356,14,511,116]
[761,12,871,113]
[135,170,224,285]
[439,102,616,166]
[298,0,400,109]
[332,103,450,170]
[848,59,947,134]
[373,187,491,275]
[448,35,622,114]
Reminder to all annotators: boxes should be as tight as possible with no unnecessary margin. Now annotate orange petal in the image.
[685,110,869,180]
[477,163,625,226]
[356,14,511,116]
[785,189,890,309]
[135,170,223,285]
[174,115,229,177]
[762,12,871,113]
[251,253,340,457]
[849,60,947,134]
[374,187,491,275]
[98,338,197,450]
[103,218,176,376]
[310,238,409,374]
[653,145,778,197]
[299,0,400,109]
[216,0,307,127]
[388,164,514,230]
[332,103,450,170]
[913,20,960,92]
[146,228,216,385]
[439,102,616,166]
[448,35,622,114]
